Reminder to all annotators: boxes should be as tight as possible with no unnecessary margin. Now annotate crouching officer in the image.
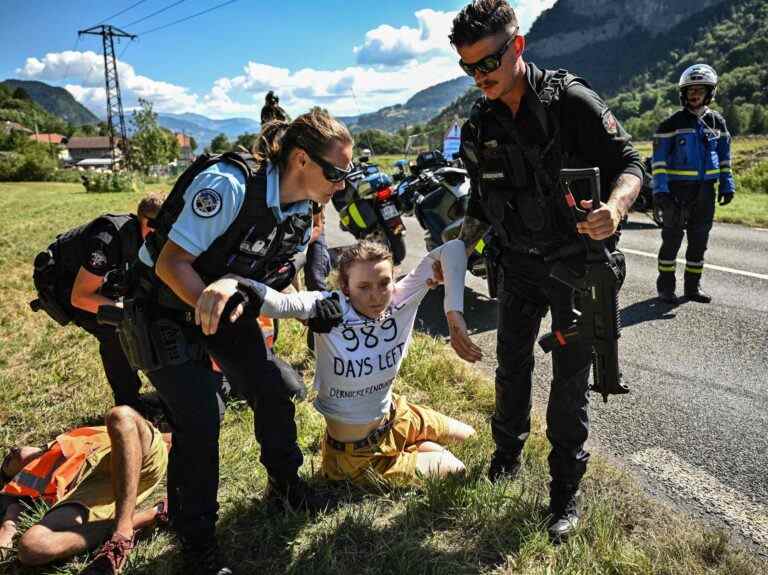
[130,108,353,575]
[30,193,165,412]
[449,0,643,541]
[652,64,735,304]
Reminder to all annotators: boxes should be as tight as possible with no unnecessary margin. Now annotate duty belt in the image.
[325,413,396,452]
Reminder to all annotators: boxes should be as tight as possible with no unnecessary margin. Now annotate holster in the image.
[98,299,204,373]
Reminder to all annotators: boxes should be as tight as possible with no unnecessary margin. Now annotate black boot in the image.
[264,476,331,513]
[547,483,580,543]
[684,276,711,303]
[488,450,521,483]
[181,539,233,575]
[656,271,677,304]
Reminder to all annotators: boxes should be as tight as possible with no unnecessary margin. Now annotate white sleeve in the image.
[392,239,467,313]
[238,278,329,319]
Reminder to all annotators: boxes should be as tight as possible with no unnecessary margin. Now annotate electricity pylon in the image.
[78,25,136,167]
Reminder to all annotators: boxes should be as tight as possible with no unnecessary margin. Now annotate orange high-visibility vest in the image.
[1,427,111,504]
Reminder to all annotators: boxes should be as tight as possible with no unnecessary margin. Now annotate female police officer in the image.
[136,108,353,574]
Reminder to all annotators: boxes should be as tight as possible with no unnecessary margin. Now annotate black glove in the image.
[307,293,343,333]
[718,191,733,206]
[222,282,265,324]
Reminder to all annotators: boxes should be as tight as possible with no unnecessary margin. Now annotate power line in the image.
[122,0,189,29]
[98,0,150,25]
[139,0,239,36]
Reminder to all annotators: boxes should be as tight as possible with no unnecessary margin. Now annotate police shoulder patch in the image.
[192,188,222,218]
[90,250,108,269]
[602,109,618,135]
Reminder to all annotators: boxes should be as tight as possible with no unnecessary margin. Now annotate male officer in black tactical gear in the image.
[448,0,643,541]
[30,193,165,412]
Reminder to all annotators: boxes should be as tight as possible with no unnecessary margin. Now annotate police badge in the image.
[192,188,222,218]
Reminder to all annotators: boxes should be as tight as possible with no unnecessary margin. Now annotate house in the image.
[29,133,67,146]
[175,132,194,162]
[66,136,121,164]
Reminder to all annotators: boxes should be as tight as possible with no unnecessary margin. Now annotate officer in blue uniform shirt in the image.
[652,64,735,303]
[137,108,353,575]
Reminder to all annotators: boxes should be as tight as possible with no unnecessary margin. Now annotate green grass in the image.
[0,182,766,574]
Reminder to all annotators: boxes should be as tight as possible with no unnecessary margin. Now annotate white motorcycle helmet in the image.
[678,64,718,107]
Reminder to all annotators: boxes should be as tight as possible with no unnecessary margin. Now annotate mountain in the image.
[339,76,473,133]
[155,112,260,149]
[0,79,99,125]
[428,0,767,138]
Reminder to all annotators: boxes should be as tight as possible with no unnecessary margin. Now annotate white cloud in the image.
[354,9,457,66]
[513,0,558,34]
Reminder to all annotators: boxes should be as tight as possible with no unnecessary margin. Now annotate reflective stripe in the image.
[475,238,485,254]
[654,169,699,176]
[13,470,50,493]
[652,161,667,168]
[654,129,697,138]
[658,265,676,272]
[721,167,732,173]
[720,160,731,167]
[705,169,720,175]
[686,261,704,267]
[685,266,704,274]
[658,259,676,265]
[348,203,367,229]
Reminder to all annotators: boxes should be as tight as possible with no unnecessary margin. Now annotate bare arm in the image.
[155,240,206,308]
[576,173,642,241]
[458,215,490,258]
[70,267,115,313]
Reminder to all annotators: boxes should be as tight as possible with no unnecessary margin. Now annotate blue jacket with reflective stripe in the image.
[652,108,735,195]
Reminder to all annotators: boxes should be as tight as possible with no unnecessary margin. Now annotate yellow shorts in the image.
[52,422,168,523]
[321,395,453,485]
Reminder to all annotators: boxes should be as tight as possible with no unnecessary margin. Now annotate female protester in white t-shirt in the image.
[195,239,482,485]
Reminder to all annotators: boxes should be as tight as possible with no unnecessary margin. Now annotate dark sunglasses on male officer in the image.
[305,150,353,183]
[459,29,518,77]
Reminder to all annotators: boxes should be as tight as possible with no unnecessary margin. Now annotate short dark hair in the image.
[449,0,519,48]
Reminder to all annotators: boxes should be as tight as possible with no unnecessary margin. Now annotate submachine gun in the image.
[538,167,629,403]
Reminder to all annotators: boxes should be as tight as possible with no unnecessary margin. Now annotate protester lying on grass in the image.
[195,239,482,486]
[0,406,168,574]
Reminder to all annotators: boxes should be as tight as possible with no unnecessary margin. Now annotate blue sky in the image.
[0,0,556,119]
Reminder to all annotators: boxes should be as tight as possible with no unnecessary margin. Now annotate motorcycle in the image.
[394,150,501,297]
[630,157,663,227]
[332,155,407,264]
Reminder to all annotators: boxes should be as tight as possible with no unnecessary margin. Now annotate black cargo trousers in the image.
[146,311,302,544]
[657,181,716,291]
[72,311,143,409]
[493,252,592,486]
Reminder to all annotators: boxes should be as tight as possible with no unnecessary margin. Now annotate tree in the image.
[129,98,180,174]
[12,87,30,101]
[189,136,198,152]
[209,133,230,153]
[748,105,766,134]
[233,132,258,153]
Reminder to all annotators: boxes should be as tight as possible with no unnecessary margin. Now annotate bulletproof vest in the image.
[50,213,140,291]
[145,151,312,285]
[466,69,588,254]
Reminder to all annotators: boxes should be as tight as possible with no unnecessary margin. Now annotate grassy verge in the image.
[0,182,765,574]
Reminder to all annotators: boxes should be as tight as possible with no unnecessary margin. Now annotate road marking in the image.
[622,248,768,281]
[630,447,768,548]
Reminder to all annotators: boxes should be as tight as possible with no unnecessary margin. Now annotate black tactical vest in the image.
[145,152,312,286]
[464,69,589,255]
[50,213,140,290]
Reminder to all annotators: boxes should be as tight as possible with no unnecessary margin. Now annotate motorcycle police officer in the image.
[652,64,735,304]
[449,0,643,541]
[134,108,353,574]
[30,194,164,412]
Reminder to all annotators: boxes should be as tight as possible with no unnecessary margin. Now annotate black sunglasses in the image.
[459,32,517,77]
[305,150,352,183]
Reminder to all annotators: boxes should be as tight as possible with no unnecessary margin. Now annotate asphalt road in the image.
[323,207,768,553]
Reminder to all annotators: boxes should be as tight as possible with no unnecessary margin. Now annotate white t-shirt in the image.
[241,240,467,424]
